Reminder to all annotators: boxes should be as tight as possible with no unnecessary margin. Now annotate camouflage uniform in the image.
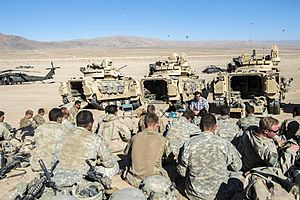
[30,121,68,171]
[241,129,297,174]
[53,126,119,187]
[109,188,147,200]
[19,117,33,128]
[61,118,76,130]
[165,117,200,157]
[0,122,11,140]
[216,115,241,142]
[124,128,170,188]
[177,131,242,200]
[98,113,131,153]
[281,116,300,139]
[2,121,12,131]
[68,105,80,125]
[237,114,260,131]
[32,114,46,127]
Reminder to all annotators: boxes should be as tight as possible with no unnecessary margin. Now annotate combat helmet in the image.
[72,181,105,200]
[109,187,147,200]
[139,175,176,200]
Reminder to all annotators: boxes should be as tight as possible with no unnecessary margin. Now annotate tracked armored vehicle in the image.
[211,45,292,117]
[59,60,141,110]
[140,53,206,109]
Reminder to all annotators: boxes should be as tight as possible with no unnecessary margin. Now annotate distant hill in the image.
[1,32,300,51]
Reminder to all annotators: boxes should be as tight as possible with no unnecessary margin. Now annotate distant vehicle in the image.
[0,62,59,85]
[202,65,226,74]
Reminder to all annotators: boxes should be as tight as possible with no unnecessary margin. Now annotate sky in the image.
[0,0,299,42]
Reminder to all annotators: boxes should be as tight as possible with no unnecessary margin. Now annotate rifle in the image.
[85,159,112,190]
[10,125,35,142]
[15,159,59,200]
[0,152,30,179]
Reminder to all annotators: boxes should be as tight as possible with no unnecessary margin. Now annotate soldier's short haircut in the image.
[246,105,255,114]
[200,113,216,130]
[25,110,33,115]
[220,105,230,116]
[293,107,300,116]
[76,110,94,127]
[75,100,81,105]
[38,108,45,114]
[49,108,64,122]
[182,110,195,120]
[106,105,118,114]
[147,104,156,114]
[145,113,158,126]
[0,111,4,117]
[259,117,279,131]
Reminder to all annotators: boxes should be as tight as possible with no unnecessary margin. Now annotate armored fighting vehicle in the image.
[211,45,292,117]
[140,53,207,109]
[59,60,141,110]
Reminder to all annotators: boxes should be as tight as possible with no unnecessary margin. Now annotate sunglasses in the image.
[267,129,280,133]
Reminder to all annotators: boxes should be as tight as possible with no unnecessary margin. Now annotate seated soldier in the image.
[281,107,300,142]
[0,111,12,141]
[215,105,241,142]
[165,109,200,158]
[177,113,243,200]
[242,116,299,173]
[53,110,119,189]
[19,110,34,128]
[30,108,67,171]
[124,113,171,188]
[237,105,259,131]
[60,107,75,130]
[98,105,131,153]
[32,108,46,128]
[138,104,164,134]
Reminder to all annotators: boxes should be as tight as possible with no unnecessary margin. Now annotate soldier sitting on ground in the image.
[177,113,243,200]
[98,105,131,153]
[237,105,260,131]
[0,111,12,141]
[165,109,200,158]
[138,104,164,134]
[215,105,241,142]
[32,108,46,128]
[241,116,299,174]
[280,106,300,143]
[19,109,34,128]
[53,110,119,191]
[124,113,171,188]
[60,107,75,130]
[68,100,81,125]
[30,108,67,172]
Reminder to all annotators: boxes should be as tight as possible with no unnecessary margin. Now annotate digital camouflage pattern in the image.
[30,121,67,171]
[68,105,80,125]
[177,131,242,200]
[166,117,200,157]
[109,188,147,200]
[237,114,260,131]
[0,122,11,140]
[215,115,241,142]
[32,114,46,127]
[61,118,76,130]
[53,126,119,187]
[242,129,279,172]
[140,175,176,200]
[99,113,131,153]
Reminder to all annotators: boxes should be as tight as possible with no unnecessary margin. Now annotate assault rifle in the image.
[0,152,30,179]
[15,159,59,200]
[85,160,112,190]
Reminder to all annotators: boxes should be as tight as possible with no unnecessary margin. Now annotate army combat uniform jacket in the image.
[177,131,242,200]
[216,115,241,142]
[32,114,46,127]
[237,114,260,131]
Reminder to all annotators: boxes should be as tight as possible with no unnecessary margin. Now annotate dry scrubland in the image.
[0,45,300,199]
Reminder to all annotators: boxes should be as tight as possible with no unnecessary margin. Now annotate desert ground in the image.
[0,45,300,199]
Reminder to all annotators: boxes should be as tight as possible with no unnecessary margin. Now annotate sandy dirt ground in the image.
[0,45,300,199]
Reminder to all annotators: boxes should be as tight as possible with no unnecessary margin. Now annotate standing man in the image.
[177,113,242,199]
[189,91,209,116]
[19,110,34,128]
[68,100,81,125]
[124,113,171,188]
[32,108,46,127]
[54,110,119,188]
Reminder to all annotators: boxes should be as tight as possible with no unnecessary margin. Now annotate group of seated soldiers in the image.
[1,97,300,200]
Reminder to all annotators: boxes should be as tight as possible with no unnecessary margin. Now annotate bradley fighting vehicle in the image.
[140,53,207,110]
[59,60,141,110]
[211,45,292,117]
